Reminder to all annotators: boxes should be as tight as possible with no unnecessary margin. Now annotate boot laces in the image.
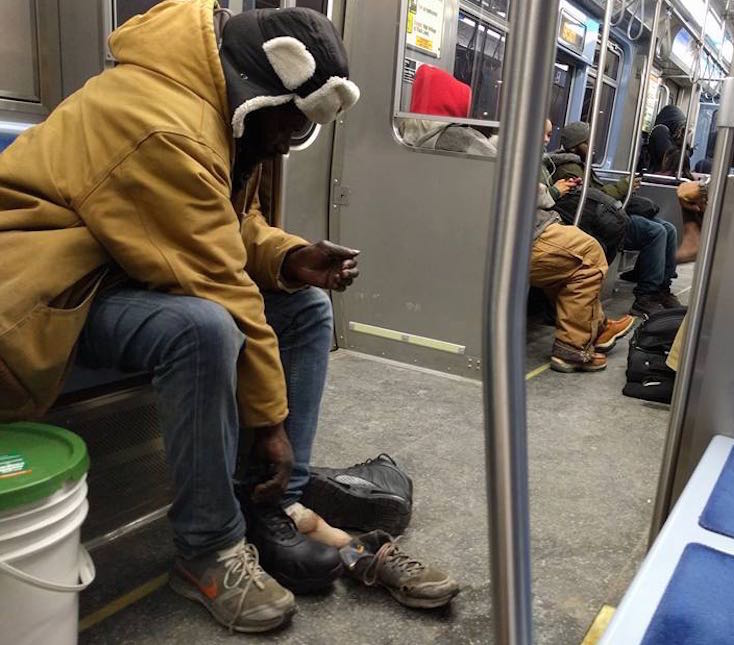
[351,453,397,469]
[219,542,266,632]
[258,506,298,540]
[363,537,425,586]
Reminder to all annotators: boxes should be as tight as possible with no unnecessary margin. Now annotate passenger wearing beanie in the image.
[552,122,681,317]
[0,1,366,631]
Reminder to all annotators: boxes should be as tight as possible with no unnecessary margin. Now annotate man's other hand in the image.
[282,241,360,291]
[251,423,294,504]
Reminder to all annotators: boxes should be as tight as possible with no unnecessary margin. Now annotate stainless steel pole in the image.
[622,0,663,210]
[677,0,709,180]
[482,0,561,642]
[573,0,614,227]
[649,65,734,543]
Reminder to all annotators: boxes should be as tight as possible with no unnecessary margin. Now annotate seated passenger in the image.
[647,105,689,174]
[660,147,707,263]
[401,72,634,371]
[554,122,680,317]
[649,105,702,263]
[0,3,457,634]
[399,64,491,155]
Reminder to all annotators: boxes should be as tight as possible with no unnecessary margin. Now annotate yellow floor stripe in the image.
[79,572,169,633]
[581,605,616,645]
[526,362,551,380]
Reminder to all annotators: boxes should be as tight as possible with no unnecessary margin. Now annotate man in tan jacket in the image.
[0,2,365,632]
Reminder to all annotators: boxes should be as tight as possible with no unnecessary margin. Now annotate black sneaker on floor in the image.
[243,504,342,594]
[630,294,665,318]
[301,454,413,536]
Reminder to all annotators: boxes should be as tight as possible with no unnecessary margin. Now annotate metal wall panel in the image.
[280,1,345,242]
[329,0,498,377]
[669,173,734,502]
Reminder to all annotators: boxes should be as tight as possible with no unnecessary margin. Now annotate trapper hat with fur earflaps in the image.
[219,7,360,138]
[560,122,590,151]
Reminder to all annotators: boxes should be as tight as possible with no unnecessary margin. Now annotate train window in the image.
[462,0,508,20]
[580,82,615,164]
[547,62,573,150]
[580,40,623,164]
[295,0,329,11]
[395,1,507,129]
[0,0,40,102]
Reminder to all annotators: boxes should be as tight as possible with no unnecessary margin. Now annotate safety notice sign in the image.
[406,0,444,58]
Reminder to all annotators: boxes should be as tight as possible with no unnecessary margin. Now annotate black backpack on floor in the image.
[623,307,687,404]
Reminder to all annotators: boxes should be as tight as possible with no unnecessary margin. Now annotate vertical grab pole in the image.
[482,0,560,643]
[573,0,615,226]
[677,0,710,180]
[649,58,734,543]
[622,0,664,210]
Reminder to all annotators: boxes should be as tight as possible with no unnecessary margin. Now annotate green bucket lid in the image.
[0,422,88,512]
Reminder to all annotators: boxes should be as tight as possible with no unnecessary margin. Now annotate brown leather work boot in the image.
[676,221,700,264]
[169,540,296,633]
[550,340,607,372]
[594,314,636,353]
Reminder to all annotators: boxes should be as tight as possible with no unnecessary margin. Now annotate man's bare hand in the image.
[250,423,294,504]
[282,241,360,292]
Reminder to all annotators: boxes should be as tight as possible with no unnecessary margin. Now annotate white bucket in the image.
[0,474,95,645]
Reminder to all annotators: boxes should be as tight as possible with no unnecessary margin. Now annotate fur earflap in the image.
[262,36,316,90]
[294,76,360,124]
[231,93,295,138]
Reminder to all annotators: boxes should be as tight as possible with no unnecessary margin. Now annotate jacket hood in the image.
[410,65,471,117]
[108,0,228,120]
[655,105,686,131]
[548,151,582,166]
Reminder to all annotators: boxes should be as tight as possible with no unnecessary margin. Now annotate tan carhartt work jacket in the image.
[0,0,307,425]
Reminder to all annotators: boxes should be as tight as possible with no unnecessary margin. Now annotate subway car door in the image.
[326,0,501,377]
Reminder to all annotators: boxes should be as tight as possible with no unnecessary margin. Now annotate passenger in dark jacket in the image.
[554,122,681,316]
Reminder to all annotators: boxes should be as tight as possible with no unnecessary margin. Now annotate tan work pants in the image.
[530,223,608,349]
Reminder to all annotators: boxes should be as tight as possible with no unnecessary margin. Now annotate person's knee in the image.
[295,288,334,332]
[167,297,245,364]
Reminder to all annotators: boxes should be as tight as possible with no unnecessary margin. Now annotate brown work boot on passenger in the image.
[340,530,460,609]
[594,315,636,353]
[169,540,296,633]
[550,340,607,373]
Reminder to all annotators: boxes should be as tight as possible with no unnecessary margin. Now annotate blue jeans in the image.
[624,215,678,295]
[77,286,333,558]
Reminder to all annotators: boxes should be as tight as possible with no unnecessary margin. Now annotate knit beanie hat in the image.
[560,121,590,150]
[219,7,360,137]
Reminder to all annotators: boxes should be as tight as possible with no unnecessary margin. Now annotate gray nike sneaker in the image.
[340,530,460,609]
[169,540,296,633]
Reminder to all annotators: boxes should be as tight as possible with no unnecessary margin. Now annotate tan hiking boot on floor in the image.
[595,314,636,353]
[551,340,607,373]
[285,502,352,548]
[169,540,296,633]
[340,530,460,609]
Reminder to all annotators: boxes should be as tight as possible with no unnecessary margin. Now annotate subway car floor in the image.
[77,264,693,645]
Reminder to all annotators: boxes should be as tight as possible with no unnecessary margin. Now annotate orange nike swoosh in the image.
[176,564,218,599]
[199,577,218,600]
